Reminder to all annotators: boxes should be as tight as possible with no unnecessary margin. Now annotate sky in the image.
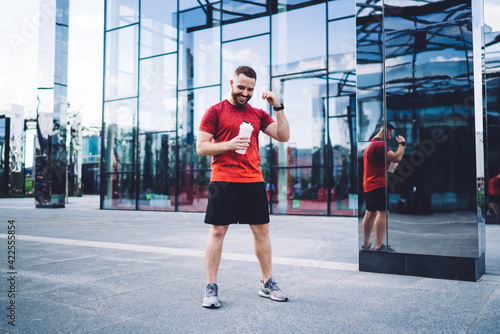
[0,0,104,127]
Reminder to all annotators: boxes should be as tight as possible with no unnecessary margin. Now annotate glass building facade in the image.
[35,0,69,208]
[101,0,357,215]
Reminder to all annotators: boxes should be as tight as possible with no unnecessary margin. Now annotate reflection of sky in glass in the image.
[275,76,326,149]
[485,1,500,32]
[222,35,270,111]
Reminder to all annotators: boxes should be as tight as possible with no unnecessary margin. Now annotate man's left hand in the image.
[262,91,280,108]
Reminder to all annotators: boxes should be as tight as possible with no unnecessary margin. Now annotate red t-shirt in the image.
[489,175,500,196]
[199,99,275,183]
[363,137,390,192]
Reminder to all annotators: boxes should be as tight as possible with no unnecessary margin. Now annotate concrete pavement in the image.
[0,196,499,333]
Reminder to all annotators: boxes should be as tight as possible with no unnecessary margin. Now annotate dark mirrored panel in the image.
[139,54,177,133]
[486,31,500,225]
[356,1,384,142]
[385,21,479,257]
[140,0,177,57]
[272,3,327,76]
[384,0,471,32]
[138,132,175,211]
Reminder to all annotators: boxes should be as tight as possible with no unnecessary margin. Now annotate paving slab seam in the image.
[0,234,359,273]
[464,284,500,334]
[337,278,427,334]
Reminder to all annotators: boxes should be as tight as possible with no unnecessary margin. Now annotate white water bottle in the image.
[235,121,253,154]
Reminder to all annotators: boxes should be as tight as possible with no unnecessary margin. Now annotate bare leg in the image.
[373,210,387,249]
[362,211,376,247]
[205,225,229,284]
[250,224,272,282]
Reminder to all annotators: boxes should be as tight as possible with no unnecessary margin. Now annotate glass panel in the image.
[385,21,479,257]
[329,115,357,216]
[179,0,203,11]
[177,170,211,212]
[271,73,327,167]
[105,26,139,100]
[56,0,69,25]
[272,3,327,76]
[178,87,220,170]
[270,167,328,215]
[222,0,268,23]
[106,0,139,30]
[103,98,136,174]
[0,118,6,194]
[222,35,270,110]
[139,54,177,133]
[102,173,136,209]
[55,24,68,85]
[485,30,500,225]
[384,0,472,32]
[140,0,177,57]
[138,132,175,211]
[329,72,356,96]
[178,4,221,90]
[356,1,384,142]
[328,17,355,73]
[222,17,269,41]
[8,107,25,195]
[485,0,500,32]
[328,0,355,20]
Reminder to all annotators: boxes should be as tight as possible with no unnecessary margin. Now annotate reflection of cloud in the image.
[430,56,463,62]
[485,3,500,32]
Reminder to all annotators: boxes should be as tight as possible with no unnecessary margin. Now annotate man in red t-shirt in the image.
[361,123,405,252]
[197,66,290,308]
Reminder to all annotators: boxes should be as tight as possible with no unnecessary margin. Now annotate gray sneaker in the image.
[202,283,220,309]
[258,277,288,302]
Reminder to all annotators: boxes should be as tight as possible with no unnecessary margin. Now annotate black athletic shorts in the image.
[365,187,387,212]
[204,181,270,225]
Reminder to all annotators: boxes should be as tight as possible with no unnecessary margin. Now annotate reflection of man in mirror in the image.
[488,173,500,215]
[361,122,406,251]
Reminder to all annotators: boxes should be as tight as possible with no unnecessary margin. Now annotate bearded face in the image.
[229,74,255,108]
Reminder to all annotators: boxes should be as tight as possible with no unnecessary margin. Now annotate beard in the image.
[231,90,250,108]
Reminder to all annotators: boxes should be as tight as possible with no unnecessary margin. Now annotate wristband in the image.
[399,141,406,147]
[273,103,284,111]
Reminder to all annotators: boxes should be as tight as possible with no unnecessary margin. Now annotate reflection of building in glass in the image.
[34,0,69,208]
[82,132,101,195]
[0,104,25,196]
[357,0,486,281]
[101,0,357,215]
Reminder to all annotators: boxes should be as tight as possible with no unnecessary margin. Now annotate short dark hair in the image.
[378,122,394,131]
[234,66,257,81]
